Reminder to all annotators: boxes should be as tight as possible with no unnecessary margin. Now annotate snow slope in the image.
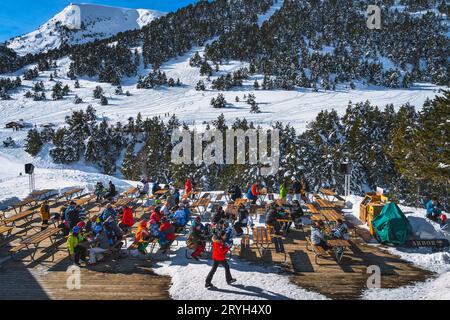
[6,3,165,56]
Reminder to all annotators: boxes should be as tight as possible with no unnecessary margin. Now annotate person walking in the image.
[205,230,236,288]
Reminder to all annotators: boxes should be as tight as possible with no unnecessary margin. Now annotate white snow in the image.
[7,3,165,56]
[149,238,326,300]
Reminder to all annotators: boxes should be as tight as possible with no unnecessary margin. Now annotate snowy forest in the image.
[23,91,450,209]
[0,0,449,94]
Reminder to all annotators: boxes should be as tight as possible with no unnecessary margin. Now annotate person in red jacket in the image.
[205,231,236,288]
[119,205,134,233]
[150,206,163,224]
[185,178,193,196]
[159,217,176,253]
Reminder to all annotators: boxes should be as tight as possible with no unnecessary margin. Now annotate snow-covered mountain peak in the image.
[7,3,165,56]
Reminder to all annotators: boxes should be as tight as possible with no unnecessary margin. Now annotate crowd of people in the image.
[30,173,376,291]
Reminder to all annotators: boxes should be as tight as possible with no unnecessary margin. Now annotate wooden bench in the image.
[305,236,328,265]
[306,237,350,264]
[252,227,286,262]
[2,210,36,232]
[63,187,84,201]
[0,225,14,241]
[10,227,61,261]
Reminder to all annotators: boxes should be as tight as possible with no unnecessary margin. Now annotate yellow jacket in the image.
[40,203,50,220]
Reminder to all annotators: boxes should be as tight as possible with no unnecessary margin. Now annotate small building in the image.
[5,120,32,130]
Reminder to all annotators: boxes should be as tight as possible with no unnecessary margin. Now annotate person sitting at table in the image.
[214,219,234,247]
[40,200,51,230]
[67,226,88,266]
[158,217,176,253]
[290,200,304,229]
[95,182,107,202]
[150,206,164,223]
[105,181,117,200]
[88,225,110,266]
[230,185,242,201]
[173,188,180,205]
[135,220,151,254]
[152,181,161,196]
[310,220,329,250]
[265,203,282,235]
[99,203,117,222]
[292,179,302,202]
[212,206,228,225]
[187,216,207,260]
[234,203,251,236]
[171,203,190,231]
[331,219,350,240]
[246,182,260,204]
[425,196,442,222]
[139,179,150,196]
[118,205,134,233]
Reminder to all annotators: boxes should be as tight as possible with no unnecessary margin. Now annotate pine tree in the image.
[195,80,206,91]
[51,82,64,100]
[211,93,227,108]
[93,86,104,99]
[100,95,108,105]
[24,129,43,156]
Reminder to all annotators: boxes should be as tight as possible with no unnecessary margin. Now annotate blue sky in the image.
[0,0,198,42]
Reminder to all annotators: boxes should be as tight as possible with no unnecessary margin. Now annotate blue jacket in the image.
[426,200,442,216]
[64,205,76,221]
[246,188,256,200]
[100,207,117,221]
[172,209,188,226]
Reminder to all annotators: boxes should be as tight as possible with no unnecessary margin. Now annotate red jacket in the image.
[251,183,260,196]
[185,179,193,194]
[150,211,162,223]
[212,240,229,261]
[160,222,176,241]
[121,207,134,227]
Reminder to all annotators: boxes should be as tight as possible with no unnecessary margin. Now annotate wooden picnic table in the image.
[316,198,337,209]
[10,198,35,213]
[2,210,36,229]
[319,188,337,197]
[75,194,96,207]
[252,226,286,261]
[29,189,53,202]
[123,187,139,197]
[10,227,61,261]
[115,197,135,208]
[306,203,320,214]
[0,225,14,241]
[234,198,247,206]
[154,189,169,196]
[191,198,210,216]
[320,209,342,222]
[63,187,84,200]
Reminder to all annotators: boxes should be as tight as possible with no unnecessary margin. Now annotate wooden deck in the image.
[0,255,171,300]
[0,194,171,300]
[236,225,433,299]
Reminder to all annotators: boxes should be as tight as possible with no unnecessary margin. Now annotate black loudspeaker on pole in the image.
[25,163,35,175]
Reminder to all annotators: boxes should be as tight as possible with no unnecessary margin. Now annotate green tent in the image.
[372,202,412,246]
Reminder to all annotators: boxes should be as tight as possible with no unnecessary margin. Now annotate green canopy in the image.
[372,202,412,246]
